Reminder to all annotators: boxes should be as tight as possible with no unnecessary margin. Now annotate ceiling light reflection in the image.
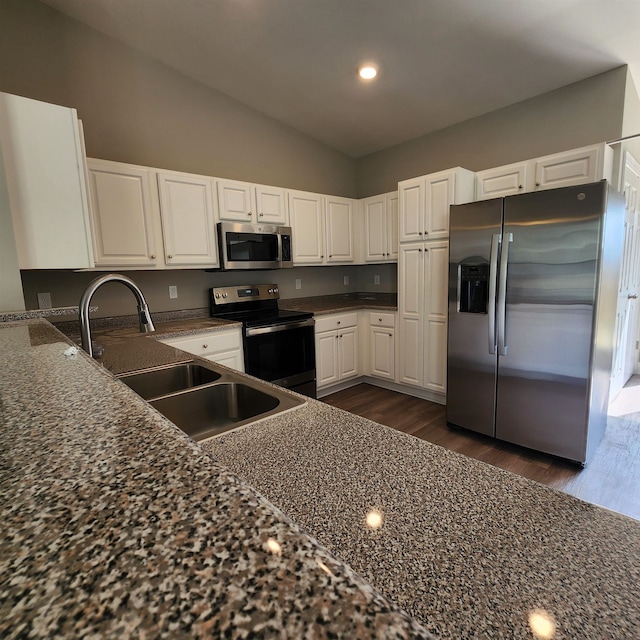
[528,609,556,639]
[365,508,384,530]
[316,559,333,576]
[265,538,281,556]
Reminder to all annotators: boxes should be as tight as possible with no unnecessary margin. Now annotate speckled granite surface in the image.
[205,401,640,639]
[280,292,397,315]
[0,319,433,639]
[0,305,96,322]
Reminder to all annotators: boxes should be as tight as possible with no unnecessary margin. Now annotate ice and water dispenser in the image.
[458,263,489,314]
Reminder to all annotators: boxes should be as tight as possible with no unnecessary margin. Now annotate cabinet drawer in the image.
[369,311,395,328]
[315,312,359,333]
[158,329,241,356]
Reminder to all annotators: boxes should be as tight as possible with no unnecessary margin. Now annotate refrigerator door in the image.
[495,182,605,461]
[447,199,503,436]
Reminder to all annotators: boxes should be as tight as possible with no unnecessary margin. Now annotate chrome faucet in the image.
[79,273,155,357]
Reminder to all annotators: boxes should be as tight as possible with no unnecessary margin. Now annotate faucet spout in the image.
[79,274,155,358]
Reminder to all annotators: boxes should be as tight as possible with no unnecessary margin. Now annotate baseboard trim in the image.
[317,376,446,405]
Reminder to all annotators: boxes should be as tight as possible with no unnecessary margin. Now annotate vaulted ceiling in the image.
[39,0,640,158]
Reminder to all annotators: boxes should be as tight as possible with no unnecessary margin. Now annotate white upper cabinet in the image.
[363,191,398,262]
[156,170,218,267]
[288,190,325,264]
[217,178,287,225]
[475,144,613,200]
[289,190,356,265]
[0,92,94,269]
[87,159,219,269]
[87,159,160,267]
[399,168,475,242]
[325,195,354,263]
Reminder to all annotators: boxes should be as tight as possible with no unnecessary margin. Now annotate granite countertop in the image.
[3,311,639,639]
[280,292,397,315]
[0,319,432,639]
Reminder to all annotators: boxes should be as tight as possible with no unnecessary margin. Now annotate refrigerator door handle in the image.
[488,234,501,355]
[497,232,513,356]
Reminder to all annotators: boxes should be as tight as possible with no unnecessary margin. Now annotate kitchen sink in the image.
[117,360,305,441]
[117,361,222,400]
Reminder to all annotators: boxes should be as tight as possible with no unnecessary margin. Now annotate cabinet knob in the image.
[329,254,332,258]
[203,344,208,349]
[259,212,264,217]
[321,255,324,258]
[418,248,423,252]
[248,212,252,217]
[150,254,156,259]
[518,185,523,189]
[337,321,341,325]
[418,231,423,235]
[167,254,173,259]
[536,182,541,187]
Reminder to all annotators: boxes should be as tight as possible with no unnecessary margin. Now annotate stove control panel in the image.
[210,284,280,306]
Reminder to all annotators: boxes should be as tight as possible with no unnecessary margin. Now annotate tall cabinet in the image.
[397,168,475,400]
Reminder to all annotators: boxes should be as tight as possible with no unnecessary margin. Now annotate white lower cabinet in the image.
[315,312,359,389]
[157,328,244,372]
[398,241,449,395]
[368,312,395,381]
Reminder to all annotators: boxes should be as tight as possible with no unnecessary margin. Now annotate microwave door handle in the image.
[497,232,513,356]
[488,234,500,355]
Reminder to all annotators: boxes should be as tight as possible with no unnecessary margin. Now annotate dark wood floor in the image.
[323,383,640,521]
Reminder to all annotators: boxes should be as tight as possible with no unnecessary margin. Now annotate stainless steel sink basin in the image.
[117,361,221,400]
[117,360,305,441]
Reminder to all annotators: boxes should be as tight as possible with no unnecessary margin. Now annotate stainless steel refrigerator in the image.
[446,181,624,464]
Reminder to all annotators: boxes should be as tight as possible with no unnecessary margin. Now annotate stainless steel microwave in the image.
[217,222,293,270]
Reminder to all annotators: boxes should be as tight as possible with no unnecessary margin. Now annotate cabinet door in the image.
[87,160,159,267]
[157,171,218,267]
[425,171,455,239]
[206,351,244,372]
[398,243,425,386]
[255,185,288,225]
[423,242,449,393]
[325,196,354,263]
[387,191,399,261]
[363,195,387,262]
[370,326,395,380]
[338,326,358,379]
[399,177,424,242]
[0,93,93,269]
[316,330,339,387]
[289,190,325,264]
[216,178,255,222]
[476,163,528,200]
[534,145,601,191]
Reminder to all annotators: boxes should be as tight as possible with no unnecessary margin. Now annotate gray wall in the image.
[356,67,629,197]
[21,264,397,318]
[0,0,357,197]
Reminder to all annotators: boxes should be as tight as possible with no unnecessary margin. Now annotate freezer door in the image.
[447,199,503,436]
[495,182,605,462]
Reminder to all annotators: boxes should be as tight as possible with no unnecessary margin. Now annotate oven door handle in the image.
[245,318,315,337]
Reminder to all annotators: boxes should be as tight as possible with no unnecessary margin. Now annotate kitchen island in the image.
[0,319,431,639]
[2,316,639,639]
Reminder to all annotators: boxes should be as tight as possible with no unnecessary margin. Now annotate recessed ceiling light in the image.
[358,64,378,80]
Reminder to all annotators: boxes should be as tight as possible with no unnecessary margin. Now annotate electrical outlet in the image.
[169,285,178,299]
[37,292,52,309]
[295,279,302,290]
[343,275,349,285]
[374,275,381,285]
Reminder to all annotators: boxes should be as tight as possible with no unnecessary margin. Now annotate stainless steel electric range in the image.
[209,284,316,398]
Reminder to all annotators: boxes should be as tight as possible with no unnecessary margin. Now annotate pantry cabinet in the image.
[0,92,94,269]
[216,178,287,225]
[157,328,244,372]
[315,312,359,389]
[398,241,449,395]
[475,143,613,200]
[363,191,398,262]
[399,168,475,242]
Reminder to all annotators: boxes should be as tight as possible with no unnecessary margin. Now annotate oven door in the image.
[244,318,316,398]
